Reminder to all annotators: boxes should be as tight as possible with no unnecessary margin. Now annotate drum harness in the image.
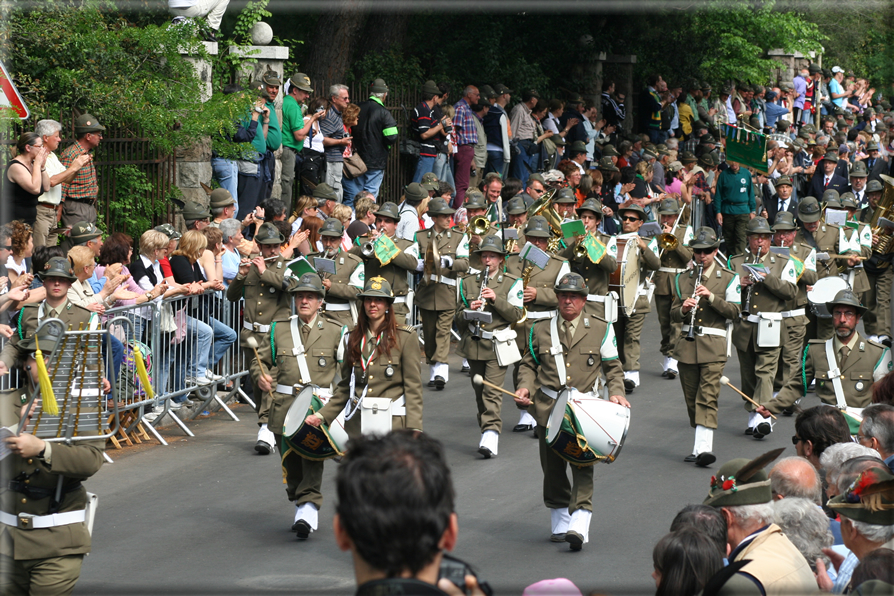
[539,316,603,402]
[821,337,868,422]
[272,317,340,399]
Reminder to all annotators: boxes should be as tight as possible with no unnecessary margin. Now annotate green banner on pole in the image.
[721,124,768,174]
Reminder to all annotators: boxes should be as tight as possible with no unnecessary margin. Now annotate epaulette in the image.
[808,339,826,344]
[321,314,343,326]
[867,339,886,349]
[400,325,415,333]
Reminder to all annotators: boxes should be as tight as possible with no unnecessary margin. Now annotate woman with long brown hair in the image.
[305,276,423,437]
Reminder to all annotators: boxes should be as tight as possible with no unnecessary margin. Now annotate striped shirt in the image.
[453,98,478,146]
[60,140,98,200]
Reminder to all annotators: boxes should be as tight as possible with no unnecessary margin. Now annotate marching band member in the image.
[514,273,628,551]
[858,178,892,346]
[553,188,578,223]
[312,218,364,330]
[836,192,872,298]
[671,227,740,467]
[505,196,529,251]
[794,197,839,342]
[251,274,346,540]
[559,198,618,322]
[463,190,501,274]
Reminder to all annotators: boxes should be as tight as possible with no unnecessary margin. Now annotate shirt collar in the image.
[370,96,385,107]
[833,332,860,352]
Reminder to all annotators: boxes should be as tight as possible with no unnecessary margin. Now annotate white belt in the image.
[525,310,557,320]
[780,308,806,318]
[681,324,727,338]
[541,386,560,399]
[393,296,407,304]
[275,384,332,398]
[587,294,606,302]
[659,267,687,274]
[244,321,271,332]
[428,274,457,286]
[324,303,351,311]
[0,509,85,529]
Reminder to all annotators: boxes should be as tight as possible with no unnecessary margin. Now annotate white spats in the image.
[518,410,536,427]
[568,509,592,543]
[694,425,714,455]
[478,430,499,456]
[550,508,570,534]
[294,502,319,531]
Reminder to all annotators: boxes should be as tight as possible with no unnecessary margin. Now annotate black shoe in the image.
[781,407,794,417]
[624,379,635,394]
[255,440,273,455]
[755,422,772,436]
[532,428,538,439]
[427,380,435,387]
[434,376,445,391]
[478,446,494,459]
[695,452,716,467]
[745,427,754,436]
[666,369,677,380]
[550,532,567,543]
[461,364,470,373]
[292,520,311,540]
[683,454,697,463]
[513,423,534,432]
[661,370,668,378]
[565,530,584,551]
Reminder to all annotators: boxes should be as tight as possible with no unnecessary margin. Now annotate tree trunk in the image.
[303,0,367,86]
[352,13,410,85]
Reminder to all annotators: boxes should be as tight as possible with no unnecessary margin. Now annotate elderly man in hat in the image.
[280,72,323,209]
[250,272,347,539]
[671,227,740,466]
[704,449,816,594]
[353,78,399,198]
[728,217,798,438]
[810,150,849,199]
[208,188,236,228]
[825,467,894,572]
[849,162,870,209]
[226,222,301,455]
[455,236,524,459]
[350,202,419,325]
[412,81,452,184]
[863,142,887,183]
[59,113,105,228]
[180,201,211,232]
[758,289,892,422]
[515,272,628,550]
[414,197,469,390]
[312,218,364,330]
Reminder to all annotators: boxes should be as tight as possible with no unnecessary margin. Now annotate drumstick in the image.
[245,337,276,399]
[472,374,522,399]
[719,376,778,420]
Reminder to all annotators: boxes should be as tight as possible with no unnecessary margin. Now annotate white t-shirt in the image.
[304,118,325,153]
[38,152,66,205]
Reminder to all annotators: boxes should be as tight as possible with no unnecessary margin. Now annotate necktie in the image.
[869,159,875,170]
[825,177,831,188]
[301,323,311,346]
[563,320,573,347]
[839,346,850,370]
[779,199,788,212]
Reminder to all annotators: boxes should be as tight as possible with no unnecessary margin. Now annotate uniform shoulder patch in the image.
[502,272,520,281]
[321,314,342,326]
[400,325,415,333]
[590,315,609,324]
[807,339,826,345]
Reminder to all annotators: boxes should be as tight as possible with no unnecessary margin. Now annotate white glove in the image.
[440,256,454,269]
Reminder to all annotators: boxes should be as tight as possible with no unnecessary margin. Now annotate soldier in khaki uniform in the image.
[613,204,661,393]
[559,199,618,322]
[652,198,693,379]
[414,198,470,389]
[226,222,301,455]
[770,212,818,402]
[505,215,570,432]
[350,203,419,326]
[859,178,893,345]
[671,227,740,467]
[757,290,892,420]
[553,187,578,223]
[1,325,105,596]
[455,236,524,458]
[837,193,873,296]
[514,273,628,551]
[463,190,501,273]
[312,218,364,330]
[795,197,840,341]
[306,276,423,436]
[504,196,528,252]
[728,217,798,438]
[252,274,346,540]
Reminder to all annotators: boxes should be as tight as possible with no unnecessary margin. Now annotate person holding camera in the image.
[412,81,452,184]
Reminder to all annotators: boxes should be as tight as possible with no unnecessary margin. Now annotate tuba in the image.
[527,187,564,251]
[868,174,894,261]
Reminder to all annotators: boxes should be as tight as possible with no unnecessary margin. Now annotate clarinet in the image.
[685,264,704,342]
[471,266,490,341]
[741,245,761,316]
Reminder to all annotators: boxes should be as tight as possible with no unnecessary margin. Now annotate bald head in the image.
[769,456,823,504]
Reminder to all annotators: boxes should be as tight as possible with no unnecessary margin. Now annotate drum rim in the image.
[568,394,631,463]
[282,384,320,436]
[610,236,641,315]
[545,388,572,445]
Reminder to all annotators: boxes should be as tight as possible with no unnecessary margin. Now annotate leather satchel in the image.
[343,153,367,179]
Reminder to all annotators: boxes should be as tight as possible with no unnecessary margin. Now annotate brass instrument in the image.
[685,264,704,342]
[467,215,491,236]
[471,266,490,341]
[504,223,519,254]
[573,239,589,260]
[656,233,679,251]
[514,264,534,327]
[867,174,894,264]
[361,240,376,258]
[423,233,442,278]
[527,188,565,252]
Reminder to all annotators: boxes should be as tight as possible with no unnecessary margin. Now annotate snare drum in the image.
[545,389,631,466]
[609,236,641,316]
[282,385,345,460]
[807,276,848,318]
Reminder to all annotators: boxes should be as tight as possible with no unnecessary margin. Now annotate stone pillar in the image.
[767,49,818,85]
[605,55,637,133]
[571,43,606,110]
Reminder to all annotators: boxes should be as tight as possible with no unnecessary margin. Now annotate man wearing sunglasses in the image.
[671,227,740,466]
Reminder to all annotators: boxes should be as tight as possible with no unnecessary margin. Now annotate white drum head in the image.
[282,385,318,437]
[569,394,631,462]
[808,276,847,318]
[546,388,572,444]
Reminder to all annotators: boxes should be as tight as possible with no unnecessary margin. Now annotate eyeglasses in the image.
[620,216,642,222]
[856,433,870,443]
[791,435,802,445]
[0,245,10,250]
[693,248,714,255]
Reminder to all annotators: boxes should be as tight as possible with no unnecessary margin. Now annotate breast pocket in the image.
[849,371,872,401]
[312,348,335,371]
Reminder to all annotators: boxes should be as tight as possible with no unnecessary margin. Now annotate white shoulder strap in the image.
[549,317,566,388]
[288,317,312,384]
[823,338,848,410]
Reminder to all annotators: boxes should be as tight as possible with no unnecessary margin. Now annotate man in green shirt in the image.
[715,162,756,256]
[236,68,282,221]
[280,73,323,210]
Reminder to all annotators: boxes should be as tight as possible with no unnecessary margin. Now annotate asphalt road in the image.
[75,319,803,596]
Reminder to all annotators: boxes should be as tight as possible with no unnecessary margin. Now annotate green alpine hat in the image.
[73,113,106,136]
[745,216,773,235]
[704,449,784,507]
[657,198,680,215]
[689,227,722,249]
[420,172,440,192]
[255,222,284,245]
[772,212,798,231]
[38,256,78,281]
[619,203,646,220]
[313,183,339,201]
[698,153,716,168]
[493,83,513,96]
[320,218,344,237]
[357,276,394,300]
[154,223,182,240]
[421,80,441,97]
[524,216,552,238]
[404,182,428,203]
[479,85,497,100]
[827,467,894,525]
[602,144,620,157]
[840,192,858,209]
[568,141,587,154]
[798,129,812,140]
[70,221,102,245]
[288,73,313,93]
[209,188,235,209]
[528,173,546,186]
[464,190,487,210]
[798,197,822,223]
[554,272,588,295]
[577,198,604,217]
[775,176,793,188]
[680,151,697,164]
[506,196,527,215]
[692,120,708,132]
[699,135,717,145]
[261,68,281,87]
[22,320,65,353]
[566,92,583,104]
[867,180,885,193]
[554,188,577,204]
[642,149,659,161]
[552,136,567,147]
[180,201,211,221]
[293,272,325,296]
[867,142,880,152]
[369,78,389,94]
[822,150,839,162]
[598,157,618,172]
[823,188,841,206]
[374,202,401,222]
[427,197,455,216]
[826,288,867,316]
[803,122,818,133]
[474,235,506,255]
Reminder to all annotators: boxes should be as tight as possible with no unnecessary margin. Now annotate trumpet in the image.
[467,215,491,236]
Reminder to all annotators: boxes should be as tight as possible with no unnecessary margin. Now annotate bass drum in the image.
[282,385,346,461]
[807,276,848,318]
[546,388,631,466]
[608,236,641,316]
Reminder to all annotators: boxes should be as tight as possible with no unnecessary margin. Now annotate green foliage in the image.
[231,0,271,45]
[350,48,425,89]
[103,165,165,238]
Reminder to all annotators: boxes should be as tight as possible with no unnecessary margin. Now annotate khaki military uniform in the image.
[250,314,345,508]
[516,314,625,514]
[349,235,420,325]
[613,235,661,374]
[0,389,104,596]
[728,251,798,416]
[654,226,694,359]
[858,206,892,339]
[671,263,741,429]
[226,255,299,424]
[558,234,618,321]
[768,331,892,415]
[464,223,501,273]
[318,326,423,434]
[414,227,470,367]
[0,301,96,371]
[455,270,524,433]
[773,243,818,392]
[310,248,364,330]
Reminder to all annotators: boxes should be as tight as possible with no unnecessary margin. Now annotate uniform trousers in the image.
[537,425,593,514]
[468,359,508,433]
[274,432,325,507]
[616,311,647,372]
[774,318,807,392]
[0,554,84,596]
[32,205,59,248]
[655,293,680,357]
[678,361,724,428]
[862,268,893,338]
[737,341,782,412]
[721,213,750,257]
[420,308,452,364]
